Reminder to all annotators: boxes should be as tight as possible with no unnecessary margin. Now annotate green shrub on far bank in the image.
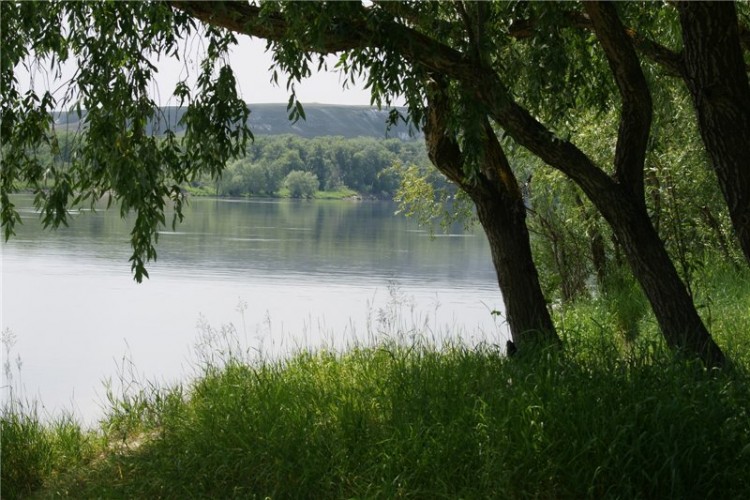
[204,134,432,200]
[314,187,359,200]
[284,171,319,198]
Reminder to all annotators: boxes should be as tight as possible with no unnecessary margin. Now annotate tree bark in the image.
[586,2,726,367]
[679,1,750,267]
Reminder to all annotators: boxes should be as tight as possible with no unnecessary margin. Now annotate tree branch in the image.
[509,9,685,77]
[168,1,369,54]
[423,78,467,189]
[479,116,522,200]
[424,78,521,203]
[584,1,652,207]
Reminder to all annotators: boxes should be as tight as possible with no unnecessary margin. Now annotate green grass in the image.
[182,185,361,200]
[11,345,750,499]
[181,183,219,197]
[1,403,98,499]
[313,187,360,200]
[3,263,750,499]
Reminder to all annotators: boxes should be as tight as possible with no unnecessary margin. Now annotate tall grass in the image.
[1,330,98,499]
[1,407,98,499]
[3,263,750,498]
[17,343,749,499]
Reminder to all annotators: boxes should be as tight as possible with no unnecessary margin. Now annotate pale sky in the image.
[172,33,379,106]
[18,30,390,108]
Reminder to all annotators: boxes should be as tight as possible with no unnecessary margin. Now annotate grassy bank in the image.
[3,265,750,498]
[182,183,361,201]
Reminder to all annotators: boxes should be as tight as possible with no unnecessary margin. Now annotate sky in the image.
[18,30,386,108]
[174,34,379,106]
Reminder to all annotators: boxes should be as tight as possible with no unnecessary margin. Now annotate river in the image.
[1,195,506,425]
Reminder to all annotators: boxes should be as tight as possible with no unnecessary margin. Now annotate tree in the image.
[284,170,318,198]
[422,77,559,349]
[677,2,750,267]
[2,1,251,280]
[3,1,743,364]
[507,1,750,268]
[248,0,726,364]
[306,143,333,190]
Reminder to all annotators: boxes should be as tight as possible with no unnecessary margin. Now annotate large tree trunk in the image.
[470,181,559,349]
[602,188,727,367]
[472,90,729,369]
[679,1,750,267]
[423,83,560,352]
[585,2,728,367]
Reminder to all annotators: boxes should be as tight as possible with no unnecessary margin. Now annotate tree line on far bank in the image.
[213,135,433,199]
[28,130,438,200]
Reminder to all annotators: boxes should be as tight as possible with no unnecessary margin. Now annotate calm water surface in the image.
[2,195,506,424]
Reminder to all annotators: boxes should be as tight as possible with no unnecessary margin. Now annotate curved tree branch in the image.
[584,1,653,207]
[423,78,467,189]
[168,1,369,54]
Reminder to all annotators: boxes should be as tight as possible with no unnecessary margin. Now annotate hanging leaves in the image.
[2,2,250,282]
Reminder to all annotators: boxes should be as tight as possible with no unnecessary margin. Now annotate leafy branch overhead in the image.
[2,1,251,281]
